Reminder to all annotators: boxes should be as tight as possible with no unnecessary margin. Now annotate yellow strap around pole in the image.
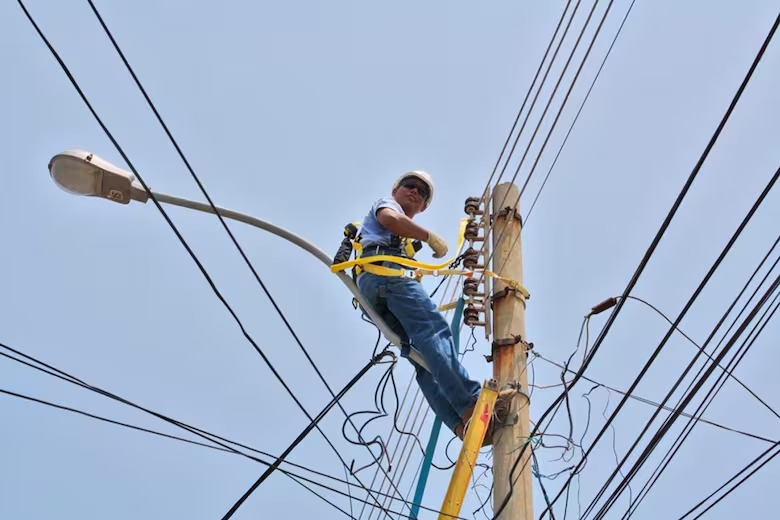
[484,270,532,299]
[439,380,498,519]
[330,218,469,274]
[333,217,532,299]
[358,264,531,300]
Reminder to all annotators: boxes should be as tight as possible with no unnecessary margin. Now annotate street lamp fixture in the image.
[49,149,149,204]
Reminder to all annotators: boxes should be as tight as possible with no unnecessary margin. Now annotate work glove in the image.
[426,231,448,258]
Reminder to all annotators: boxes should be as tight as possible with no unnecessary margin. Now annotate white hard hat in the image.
[392,170,435,210]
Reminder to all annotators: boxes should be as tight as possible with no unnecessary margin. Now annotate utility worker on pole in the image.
[356,171,513,444]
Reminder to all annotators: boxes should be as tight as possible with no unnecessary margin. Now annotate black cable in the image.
[476,0,592,282]
[623,291,780,519]
[535,317,591,465]
[0,385,360,518]
[486,0,615,276]
[0,347,425,516]
[18,2,405,513]
[287,474,357,519]
[619,249,780,516]
[0,345,290,463]
[0,345,352,476]
[523,0,637,227]
[627,289,780,421]
[532,446,559,520]
[470,463,494,520]
[490,0,586,194]
[84,0,331,414]
[83,1,410,509]
[220,351,394,520]
[677,441,780,519]
[492,10,779,516]
[589,273,780,520]
[617,244,780,514]
[370,366,430,517]
[344,370,394,479]
[577,164,780,520]
[428,253,466,299]
[480,0,576,192]
[16,0,341,472]
[514,0,615,198]
[534,352,777,445]
[0,387,237,454]
[601,388,632,518]
[385,363,454,471]
[0,379,465,519]
[341,337,394,470]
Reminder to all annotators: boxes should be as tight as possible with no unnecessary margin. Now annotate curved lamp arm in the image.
[152,191,428,370]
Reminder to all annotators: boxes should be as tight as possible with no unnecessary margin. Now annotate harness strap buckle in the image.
[402,269,419,280]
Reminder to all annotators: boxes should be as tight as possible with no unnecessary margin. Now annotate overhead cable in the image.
[83,0,410,507]
[494,11,780,517]
[556,162,780,519]
[590,271,780,520]
[524,0,637,227]
[622,289,780,518]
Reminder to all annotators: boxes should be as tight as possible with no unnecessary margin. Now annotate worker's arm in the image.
[377,208,448,258]
[376,208,429,241]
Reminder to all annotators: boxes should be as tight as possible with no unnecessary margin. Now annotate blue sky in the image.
[2,1,779,519]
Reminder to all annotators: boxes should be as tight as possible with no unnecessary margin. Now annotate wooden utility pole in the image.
[491,182,533,519]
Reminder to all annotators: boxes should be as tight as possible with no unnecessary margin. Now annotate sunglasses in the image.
[400,179,430,200]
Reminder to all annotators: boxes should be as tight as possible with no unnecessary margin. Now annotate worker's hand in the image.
[426,231,448,258]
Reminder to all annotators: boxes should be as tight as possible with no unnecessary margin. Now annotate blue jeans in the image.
[357,269,481,432]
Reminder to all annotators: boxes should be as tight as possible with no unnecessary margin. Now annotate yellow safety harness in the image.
[330,218,530,300]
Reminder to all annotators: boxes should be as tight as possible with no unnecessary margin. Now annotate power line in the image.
[589,271,780,520]
[480,0,581,195]
[82,1,413,512]
[613,241,780,516]
[220,350,395,519]
[0,386,344,519]
[475,0,605,284]
[17,1,407,514]
[532,353,777,445]
[0,347,391,518]
[622,290,780,518]
[16,0,318,459]
[524,0,637,227]
[626,290,780,422]
[484,0,617,279]
[563,162,780,520]
[495,11,780,517]
[677,441,780,519]
[0,374,464,519]
[0,340,392,520]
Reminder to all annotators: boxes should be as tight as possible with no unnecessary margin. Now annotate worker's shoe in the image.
[456,388,519,447]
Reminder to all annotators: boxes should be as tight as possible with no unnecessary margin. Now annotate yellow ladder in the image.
[439,379,499,519]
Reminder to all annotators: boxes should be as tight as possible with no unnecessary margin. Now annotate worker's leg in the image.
[359,272,467,431]
[357,273,408,339]
[383,277,481,420]
[411,360,463,433]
